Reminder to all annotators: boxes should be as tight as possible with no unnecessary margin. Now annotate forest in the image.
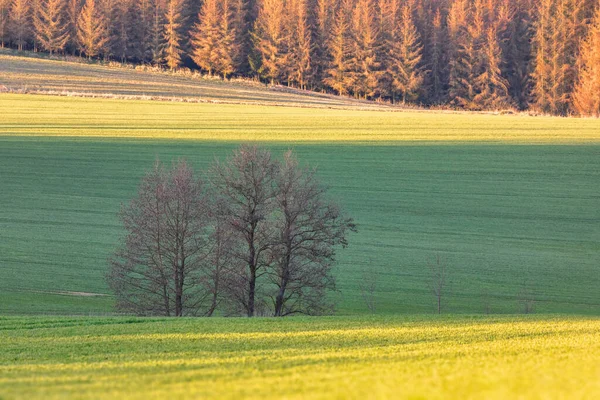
[1,0,599,116]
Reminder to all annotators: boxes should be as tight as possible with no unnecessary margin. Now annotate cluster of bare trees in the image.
[108,145,355,317]
[1,0,600,115]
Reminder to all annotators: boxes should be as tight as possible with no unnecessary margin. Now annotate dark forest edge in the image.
[1,0,600,117]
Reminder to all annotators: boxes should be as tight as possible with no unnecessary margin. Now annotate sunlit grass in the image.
[2,94,600,142]
[1,315,599,399]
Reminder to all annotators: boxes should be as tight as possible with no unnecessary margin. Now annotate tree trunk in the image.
[274,243,292,317]
[274,279,287,317]
[248,265,256,317]
[207,291,218,317]
[247,225,257,317]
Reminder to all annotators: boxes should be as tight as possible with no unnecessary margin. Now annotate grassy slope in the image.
[0,52,387,109]
[1,315,599,399]
[1,94,599,315]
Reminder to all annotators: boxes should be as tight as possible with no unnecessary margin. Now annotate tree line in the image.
[108,145,355,317]
[1,0,599,116]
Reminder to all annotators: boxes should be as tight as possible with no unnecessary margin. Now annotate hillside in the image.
[0,52,392,110]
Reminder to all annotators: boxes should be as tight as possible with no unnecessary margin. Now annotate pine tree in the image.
[251,0,287,84]
[533,0,586,115]
[532,0,553,113]
[231,0,249,73]
[313,0,334,90]
[376,0,398,100]
[138,0,155,62]
[65,0,81,55]
[428,9,446,103]
[125,0,144,61]
[33,0,69,54]
[190,0,221,74]
[9,0,31,51]
[502,0,533,109]
[30,0,40,51]
[0,0,10,48]
[216,0,239,78]
[76,0,109,58]
[347,0,380,99]
[573,3,600,117]
[150,0,165,64]
[163,0,186,70]
[447,0,476,108]
[324,0,352,95]
[287,0,312,89]
[473,26,512,109]
[111,0,129,61]
[388,1,424,104]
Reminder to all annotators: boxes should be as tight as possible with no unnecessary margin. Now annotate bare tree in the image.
[109,147,355,318]
[481,288,493,315]
[516,265,536,314]
[358,266,378,314]
[201,197,238,317]
[108,160,210,316]
[427,253,449,314]
[269,150,356,316]
[517,288,535,314]
[517,284,536,314]
[210,145,279,317]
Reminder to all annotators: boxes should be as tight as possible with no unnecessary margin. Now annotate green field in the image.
[1,94,599,316]
[1,315,599,399]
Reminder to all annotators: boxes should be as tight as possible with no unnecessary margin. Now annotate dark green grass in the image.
[1,137,599,315]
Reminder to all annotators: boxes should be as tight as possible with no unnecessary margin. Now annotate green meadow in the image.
[1,94,599,316]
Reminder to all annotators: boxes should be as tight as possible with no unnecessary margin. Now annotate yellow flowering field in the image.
[1,316,599,399]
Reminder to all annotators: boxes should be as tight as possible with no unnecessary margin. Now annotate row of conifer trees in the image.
[1,0,599,116]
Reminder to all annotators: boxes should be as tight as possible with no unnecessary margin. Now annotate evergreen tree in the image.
[111,0,130,61]
[65,0,81,55]
[31,0,40,51]
[532,0,553,113]
[323,0,352,95]
[137,0,155,62]
[9,0,31,51]
[447,0,476,108]
[388,2,424,104]
[376,0,398,100]
[231,0,249,73]
[313,0,335,89]
[428,9,446,103]
[150,0,165,64]
[76,0,109,58]
[573,3,600,117]
[533,0,586,115]
[163,0,186,69]
[0,0,11,48]
[251,0,287,84]
[473,26,512,109]
[125,0,144,61]
[347,0,380,99]
[502,0,533,109]
[33,0,69,54]
[287,0,312,89]
[190,0,221,75]
[216,0,239,78]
